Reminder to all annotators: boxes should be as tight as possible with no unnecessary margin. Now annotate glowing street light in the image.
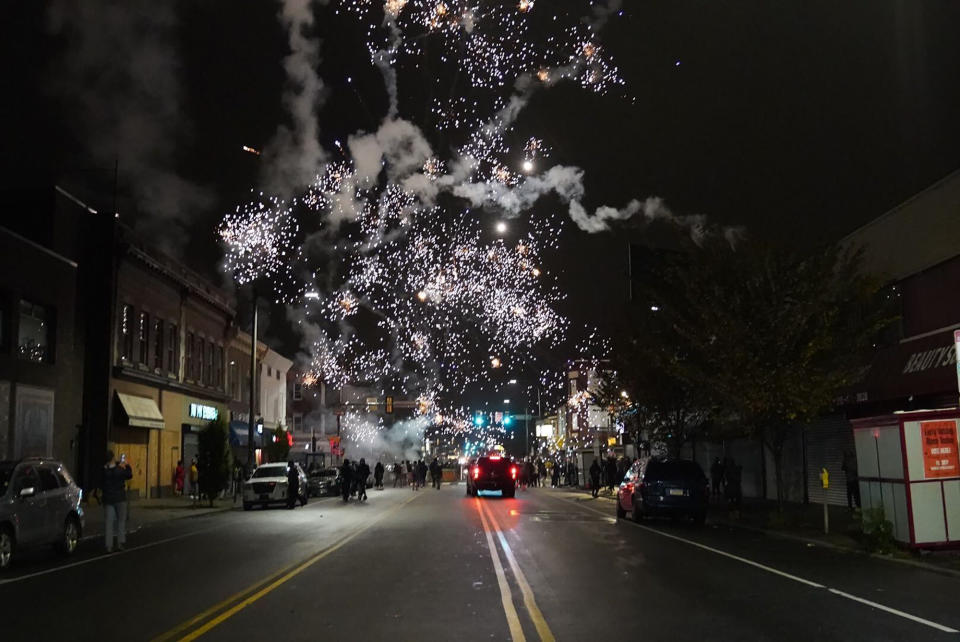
[521,159,534,173]
[496,221,507,234]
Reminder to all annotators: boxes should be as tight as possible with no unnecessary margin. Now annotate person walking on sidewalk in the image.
[374,461,385,490]
[357,459,370,501]
[604,456,618,494]
[589,459,601,498]
[232,462,244,503]
[842,450,861,510]
[102,450,133,553]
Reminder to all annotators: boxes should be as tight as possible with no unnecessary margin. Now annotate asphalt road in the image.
[2,484,960,641]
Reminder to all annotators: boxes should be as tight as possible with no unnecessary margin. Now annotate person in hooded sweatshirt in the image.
[589,459,602,498]
[356,458,370,501]
[340,459,353,502]
[286,461,301,509]
[374,460,385,490]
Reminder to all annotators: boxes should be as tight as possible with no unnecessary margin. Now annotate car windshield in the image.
[0,462,13,496]
[252,465,288,478]
[646,460,704,482]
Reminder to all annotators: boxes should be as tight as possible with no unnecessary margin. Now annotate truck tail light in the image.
[510,466,517,480]
[472,466,480,480]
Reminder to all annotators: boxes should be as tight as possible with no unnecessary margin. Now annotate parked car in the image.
[0,458,85,570]
[466,454,517,498]
[307,468,341,497]
[616,458,708,525]
[243,462,308,510]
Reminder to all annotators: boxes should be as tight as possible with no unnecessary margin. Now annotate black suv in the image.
[466,455,517,498]
[617,458,708,525]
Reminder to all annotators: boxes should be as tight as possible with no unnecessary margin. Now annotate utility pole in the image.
[247,291,258,472]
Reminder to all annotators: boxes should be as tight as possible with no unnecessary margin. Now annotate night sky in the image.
[5,1,960,356]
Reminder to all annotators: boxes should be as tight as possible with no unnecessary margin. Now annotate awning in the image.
[229,420,261,447]
[116,392,165,429]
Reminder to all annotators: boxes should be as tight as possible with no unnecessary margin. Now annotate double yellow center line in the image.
[152,493,421,642]
[475,498,555,642]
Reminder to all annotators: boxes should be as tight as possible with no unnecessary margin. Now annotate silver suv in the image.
[0,458,85,569]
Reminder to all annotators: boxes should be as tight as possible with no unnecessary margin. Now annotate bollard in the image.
[820,467,830,534]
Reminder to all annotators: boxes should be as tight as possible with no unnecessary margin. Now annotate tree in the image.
[638,241,895,509]
[198,415,233,507]
[266,424,292,463]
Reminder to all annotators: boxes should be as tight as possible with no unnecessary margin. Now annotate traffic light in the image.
[385,396,394,413]
[503,414,512,427]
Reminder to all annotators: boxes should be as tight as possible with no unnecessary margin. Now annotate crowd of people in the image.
[338,457,447,501]
[513,456,580,490]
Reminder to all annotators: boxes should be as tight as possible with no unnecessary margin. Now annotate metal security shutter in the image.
[805,415,855,506]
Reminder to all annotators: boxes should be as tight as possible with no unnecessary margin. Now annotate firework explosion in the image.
[222,0,632,449]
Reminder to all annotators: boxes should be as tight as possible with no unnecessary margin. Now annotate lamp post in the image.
[247,290,258,471]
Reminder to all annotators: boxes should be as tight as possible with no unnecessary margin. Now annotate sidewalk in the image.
[554,485,960,577]
[81,496,236,540]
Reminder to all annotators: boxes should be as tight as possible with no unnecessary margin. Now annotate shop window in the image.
[18,300,54,363]
[153,319,164,370]
[119,304,134,362]
[186,332,194,380]
[206,342,214,386]
[215,345,223,389]
[293,382,302,401]
[137,311,149,364]
[167,323,178,374]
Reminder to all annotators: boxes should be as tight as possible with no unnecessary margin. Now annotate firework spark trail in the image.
[221,0,689,430]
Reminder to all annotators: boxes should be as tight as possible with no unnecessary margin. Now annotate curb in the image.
[552,486,960,580]
[79,504,235,542]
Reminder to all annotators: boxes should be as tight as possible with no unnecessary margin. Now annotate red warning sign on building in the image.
[921,420,960,479]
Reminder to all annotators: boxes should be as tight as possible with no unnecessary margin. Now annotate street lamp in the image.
[496,221,507,234]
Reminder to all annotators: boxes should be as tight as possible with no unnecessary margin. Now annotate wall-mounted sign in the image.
[536,424,554,438]
[189,403,219,421]
[921,420,959,479]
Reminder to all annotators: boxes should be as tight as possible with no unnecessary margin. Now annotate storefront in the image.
[109,380,164,499]
[159,391,229,498]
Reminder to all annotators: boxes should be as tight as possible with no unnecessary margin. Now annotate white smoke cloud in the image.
[341,413,428,463]
[46,1,213,256]
[260,0,328,195]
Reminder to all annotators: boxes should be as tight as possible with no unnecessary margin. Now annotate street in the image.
[2,484,959,641]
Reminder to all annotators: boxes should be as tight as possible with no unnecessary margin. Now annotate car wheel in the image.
[0,527,14,569]
[243,502,252,511]
[301,493,308,507]
[616,500,626,520]
[503,487,515,499]
[631,501,644,522]
[58,516,80,555]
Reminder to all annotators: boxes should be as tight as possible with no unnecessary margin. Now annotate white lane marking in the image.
[475,498,526,642]
[554,493,959,635]
[828,589,959,634]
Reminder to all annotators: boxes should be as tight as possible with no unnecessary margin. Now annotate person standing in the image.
[340,459,353,502]
[842,450,861,510]
[551,460,561,487]
[356,459,370,501]
[286,461,301,509]
[174,460,185,497]
[189,458,199,502]
[605,456,618,493]
[394,462,403,488]
[430,458,442,489]
[102,450,133,553]
[374,461,385,490]
[417,459,428,490]
[589,459,601,498]
[233,462,244,503]
[710,457,724,499]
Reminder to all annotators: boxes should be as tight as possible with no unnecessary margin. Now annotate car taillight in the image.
[624,482,634,494]
[472,466,480,480]
[510,466,517,480]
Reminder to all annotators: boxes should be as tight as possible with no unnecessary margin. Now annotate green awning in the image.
[116,392,164,429]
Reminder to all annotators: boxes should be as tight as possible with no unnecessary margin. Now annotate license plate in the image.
[668,488,685,496]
